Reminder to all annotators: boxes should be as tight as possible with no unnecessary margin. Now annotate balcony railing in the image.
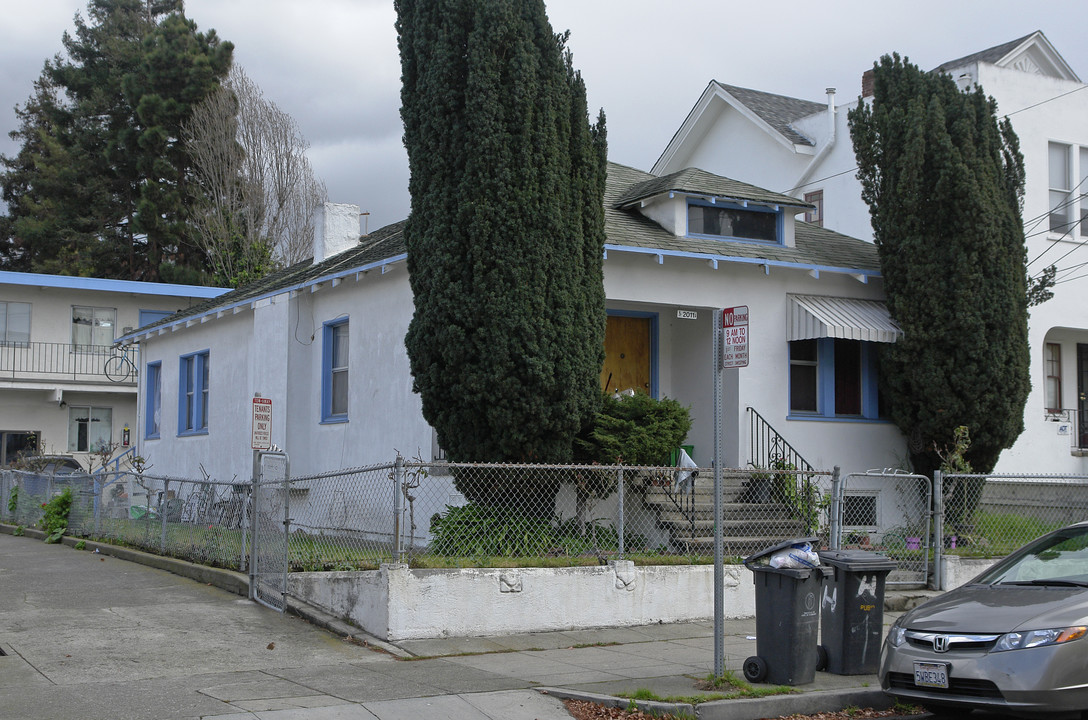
[0,342,136,385]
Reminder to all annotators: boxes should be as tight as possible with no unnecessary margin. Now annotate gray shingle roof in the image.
[604,162,879,273]
[932,32,1037,74]
[136,162,879,334]
[611,166,811,210]
[713,83,825,147]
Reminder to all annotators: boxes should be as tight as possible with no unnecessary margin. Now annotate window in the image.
[322,319,348,422]
[68,406,112,453]
[178,351,209,434]
[146,361,162,439]
[788,338,882,420]
[843,494,877,528]
[0,430,38,466]
[1045,343,1062,414]
[73,306,116,348]
[0,302,31,345]
[803,190,824,227]
[1048,142,1088,237]
[688,201,779,243]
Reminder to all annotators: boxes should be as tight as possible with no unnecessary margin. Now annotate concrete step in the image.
[655,505,795,523]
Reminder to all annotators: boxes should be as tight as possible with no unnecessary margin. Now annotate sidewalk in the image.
[0,528,924,720]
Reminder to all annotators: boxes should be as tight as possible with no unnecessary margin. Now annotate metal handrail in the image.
[0,341,133,382]
[746,406,815,473]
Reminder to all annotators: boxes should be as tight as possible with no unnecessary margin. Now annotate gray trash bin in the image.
[817,549,897,675]
[742,537,831,685]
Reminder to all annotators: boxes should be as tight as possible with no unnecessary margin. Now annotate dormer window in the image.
[687,200,780,243]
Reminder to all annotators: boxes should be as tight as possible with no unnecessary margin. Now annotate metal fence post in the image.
[829,466,841,550]
[160,478,169,554]
[392,455,404,563]
[932,470,944,591]
[617,466,625,558]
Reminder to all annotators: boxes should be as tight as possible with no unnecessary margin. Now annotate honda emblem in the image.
[933,635,950,653]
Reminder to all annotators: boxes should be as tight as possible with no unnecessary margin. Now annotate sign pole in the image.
[713,309,724,677]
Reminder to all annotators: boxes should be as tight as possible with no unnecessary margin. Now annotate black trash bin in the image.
[742,537,831,686]
[817,549,897,675]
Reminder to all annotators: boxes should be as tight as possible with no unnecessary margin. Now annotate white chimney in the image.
[312,202,361,264]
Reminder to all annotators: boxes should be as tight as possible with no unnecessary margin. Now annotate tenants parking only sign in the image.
[721,306,749,368]
[251,396,272,450]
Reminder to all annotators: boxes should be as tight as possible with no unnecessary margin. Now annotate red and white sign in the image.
[721,305,749,369]
[251,397,272,450]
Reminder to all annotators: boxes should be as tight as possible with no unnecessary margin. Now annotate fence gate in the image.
[250,450,290,612]
[838,471,932,587]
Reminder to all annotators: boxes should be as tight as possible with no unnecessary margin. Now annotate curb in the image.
[696,688,892,720]
[538,687,695,718]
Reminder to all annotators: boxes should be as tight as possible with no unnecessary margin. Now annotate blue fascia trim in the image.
[605,309,659,398]
[120,254,408,344]
[0,270,227,299]
[602,244,882,279]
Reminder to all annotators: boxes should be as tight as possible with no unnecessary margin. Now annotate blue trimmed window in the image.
[789,338,882,420]
[145,361,161,439]
[178,351,209,435]
[322,319,349,423]
[687,199,781,244]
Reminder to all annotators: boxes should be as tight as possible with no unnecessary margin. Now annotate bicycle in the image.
[104,344,138,382]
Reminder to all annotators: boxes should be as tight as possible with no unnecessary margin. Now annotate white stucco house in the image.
[652,30,1088,474]
[120,165,906,487]
[0,271,225,469]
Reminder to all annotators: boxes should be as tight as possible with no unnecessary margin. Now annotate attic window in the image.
[687,201,779,243]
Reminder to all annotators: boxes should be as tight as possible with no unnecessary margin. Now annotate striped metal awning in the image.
[787,294,902,343]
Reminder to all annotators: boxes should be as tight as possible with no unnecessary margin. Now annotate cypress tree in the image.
[396,0,607,512]
[848,54,1030,477]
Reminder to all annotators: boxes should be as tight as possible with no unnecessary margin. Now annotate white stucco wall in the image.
[288,562,754,641]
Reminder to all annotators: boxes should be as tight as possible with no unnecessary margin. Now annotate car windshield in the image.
[976,526,1088,586]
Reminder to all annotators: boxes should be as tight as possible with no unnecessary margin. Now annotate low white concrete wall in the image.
[941,556,998,590]
[289,561,755,641]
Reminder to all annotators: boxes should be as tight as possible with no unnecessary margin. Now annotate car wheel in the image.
[921,702,967,717]
[742,655,767,683]
[815,644,828,671]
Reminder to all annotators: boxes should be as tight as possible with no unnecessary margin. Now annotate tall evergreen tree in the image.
[849,54,1030,477]
[0,0,232,281]
[396,0,607,510]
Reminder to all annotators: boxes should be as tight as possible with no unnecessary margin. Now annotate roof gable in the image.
[933,30,1081,83]
[652,81,824,175]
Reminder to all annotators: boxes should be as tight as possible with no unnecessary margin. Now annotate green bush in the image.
[7,485,16,514]
[39,488,73,543]
[574,392,692,466]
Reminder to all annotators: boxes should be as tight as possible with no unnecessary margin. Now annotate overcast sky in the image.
[2,1,1087,233]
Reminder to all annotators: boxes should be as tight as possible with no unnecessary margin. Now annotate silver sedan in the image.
[879,522,1088,718]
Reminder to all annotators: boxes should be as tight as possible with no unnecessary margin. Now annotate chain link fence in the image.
[6,461,1087,588]
[939,472,1088,557]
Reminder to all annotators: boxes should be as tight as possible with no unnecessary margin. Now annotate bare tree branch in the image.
[184,66,327,285]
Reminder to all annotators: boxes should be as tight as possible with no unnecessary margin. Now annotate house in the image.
[0,271,226,469]
[121,167,905,491]
[652,31,1088,474]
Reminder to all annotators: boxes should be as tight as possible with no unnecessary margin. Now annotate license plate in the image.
[914,662,949,689]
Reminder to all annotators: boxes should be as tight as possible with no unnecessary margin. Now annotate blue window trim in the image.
[788,338,886,423]
[145,361,161,440]
[321,318,349,424]
[606,309,659,398]
[686,198,784,246]
[177,350,210,437]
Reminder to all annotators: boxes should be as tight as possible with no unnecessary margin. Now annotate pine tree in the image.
[0,0,232,281]
[396,0,607,512]
[848,54,1030,477]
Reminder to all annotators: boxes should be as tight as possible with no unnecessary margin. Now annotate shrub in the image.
[574,392,692,467]
[39,488,73,543]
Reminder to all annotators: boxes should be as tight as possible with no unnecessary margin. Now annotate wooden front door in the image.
[601,315,651,395]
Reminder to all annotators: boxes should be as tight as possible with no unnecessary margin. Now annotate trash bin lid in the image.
[743,536,820,568]
[818,549,897,572]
